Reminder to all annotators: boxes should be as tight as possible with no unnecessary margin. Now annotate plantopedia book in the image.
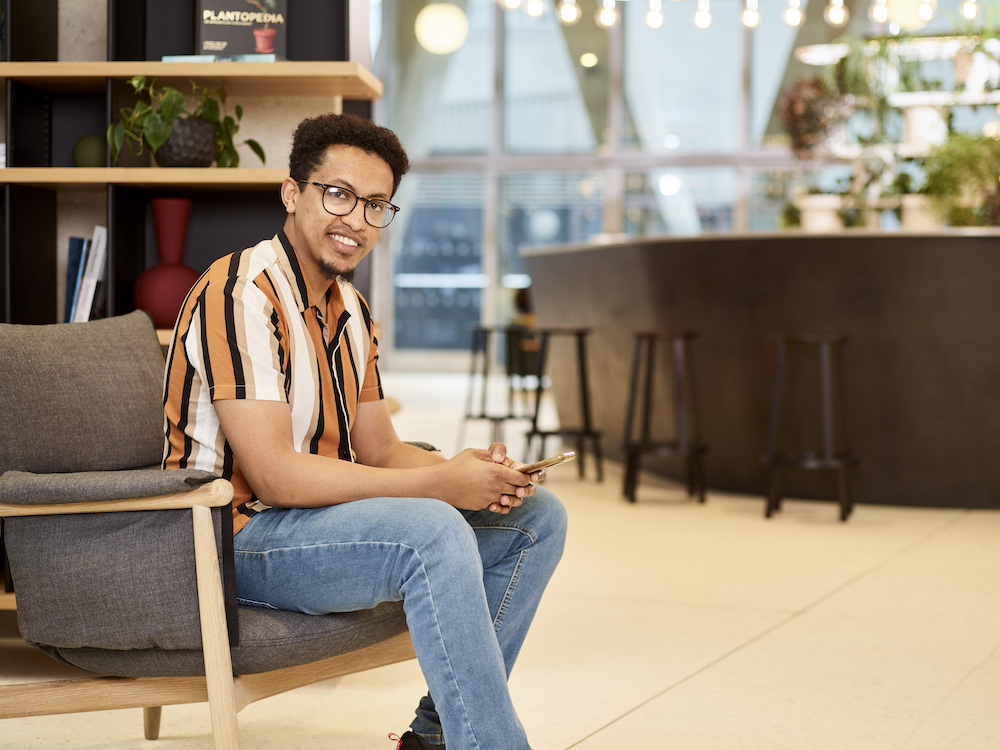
[197,0,287,58]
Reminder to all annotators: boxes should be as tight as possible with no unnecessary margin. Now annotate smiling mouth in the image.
[329,232,360,249]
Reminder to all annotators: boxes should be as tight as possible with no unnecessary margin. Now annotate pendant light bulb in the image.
[869,0,889,22]
[557,0,583,23]
[501,0,523,10]
[596,0,619,27]
[525,0,546,17]
[961,0,978,18]
[783,0,803,26]
[823,0,849,27]
[646,0,664,28]
[742,0,761,27]
[694,8,712,27]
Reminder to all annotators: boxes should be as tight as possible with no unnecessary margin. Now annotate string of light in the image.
[496,0,977,30]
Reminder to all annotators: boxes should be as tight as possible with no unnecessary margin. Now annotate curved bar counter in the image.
[522,230,1000,509]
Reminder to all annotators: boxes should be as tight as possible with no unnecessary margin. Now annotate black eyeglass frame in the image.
[297,180,400,228]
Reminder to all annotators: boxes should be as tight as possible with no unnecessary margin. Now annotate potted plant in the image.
[777,76,851,159]
[246,0,279,54]
[921,132,1000,226]
[107,76,266,168]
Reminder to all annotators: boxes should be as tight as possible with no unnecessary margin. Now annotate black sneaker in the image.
[389,731,445,750]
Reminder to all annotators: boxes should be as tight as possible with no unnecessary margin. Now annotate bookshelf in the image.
[1,0,380,324]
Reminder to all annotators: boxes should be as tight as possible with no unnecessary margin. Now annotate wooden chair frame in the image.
[0,479,415,749]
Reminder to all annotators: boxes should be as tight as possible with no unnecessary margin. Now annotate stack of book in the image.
[64,225,108,324]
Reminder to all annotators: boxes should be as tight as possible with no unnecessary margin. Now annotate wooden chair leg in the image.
[144,706,163,740]
[191,505,240,750]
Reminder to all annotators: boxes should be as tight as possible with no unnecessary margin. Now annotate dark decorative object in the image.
[134,198,200,329]
[155,119,215,167]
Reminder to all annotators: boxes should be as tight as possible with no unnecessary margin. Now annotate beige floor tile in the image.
[3,372,1000,750]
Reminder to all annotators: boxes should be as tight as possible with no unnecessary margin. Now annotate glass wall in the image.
[374,0,984,364]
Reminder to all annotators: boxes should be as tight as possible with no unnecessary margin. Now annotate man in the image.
[162,112,567,750]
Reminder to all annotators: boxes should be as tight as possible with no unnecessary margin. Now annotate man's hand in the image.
[484,442,543,514]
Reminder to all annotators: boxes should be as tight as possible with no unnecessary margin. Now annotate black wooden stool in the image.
[761,334,857,521]
[622,331,707,503]
[459,326,533,449]
[525,326,604,481]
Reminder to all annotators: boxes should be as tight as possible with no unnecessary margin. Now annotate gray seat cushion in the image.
[44,600,408,677]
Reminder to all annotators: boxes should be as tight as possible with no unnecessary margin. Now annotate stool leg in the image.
[622,335,646,501]
[837,465,853,522]
[763,341,787,518]
[765,465,782,518]
[624,448,641,503]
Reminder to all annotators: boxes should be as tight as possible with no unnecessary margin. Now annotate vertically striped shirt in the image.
[162,231,383,533]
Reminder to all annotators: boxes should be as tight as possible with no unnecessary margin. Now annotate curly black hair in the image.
[289,113,411,196]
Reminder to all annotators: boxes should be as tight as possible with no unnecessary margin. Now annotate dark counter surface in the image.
[522,231,1000,508]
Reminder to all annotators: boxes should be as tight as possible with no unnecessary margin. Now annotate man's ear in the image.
[280,178,300,213]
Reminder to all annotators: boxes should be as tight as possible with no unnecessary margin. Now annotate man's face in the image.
[282,144,395,289]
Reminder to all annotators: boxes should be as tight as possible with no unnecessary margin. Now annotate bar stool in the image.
[524,326,604,481]
[761,334,857,521]
[458,326,532,450]
[622,331,707,503]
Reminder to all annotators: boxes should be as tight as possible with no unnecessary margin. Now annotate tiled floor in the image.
[3,372,1000,749]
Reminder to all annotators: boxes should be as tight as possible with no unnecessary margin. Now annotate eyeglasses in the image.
[299,181,399,228]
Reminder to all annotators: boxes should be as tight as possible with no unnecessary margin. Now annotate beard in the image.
[318,258,356,284]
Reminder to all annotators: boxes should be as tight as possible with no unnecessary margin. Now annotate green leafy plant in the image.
[921,133,1000,225]
[107,76,266,168]
[246,0,278,25]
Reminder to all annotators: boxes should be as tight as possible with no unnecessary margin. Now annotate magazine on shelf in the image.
[196,0,287,58]
[72,225,108,324]
[64,236,90,323]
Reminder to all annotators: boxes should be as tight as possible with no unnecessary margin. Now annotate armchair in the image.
[0,311,414,748]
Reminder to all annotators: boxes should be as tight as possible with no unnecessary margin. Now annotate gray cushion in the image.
[5,507,225,651]
[0,468,217,504]
[0,310,166,475]
[47,601,408,677]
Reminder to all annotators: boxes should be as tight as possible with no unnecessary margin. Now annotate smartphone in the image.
[519,451,577,474]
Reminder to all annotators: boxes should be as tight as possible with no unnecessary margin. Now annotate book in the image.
[64,236,90,323]
[161,53,281,63]
[196,0,288,59]
[73,225,108,324]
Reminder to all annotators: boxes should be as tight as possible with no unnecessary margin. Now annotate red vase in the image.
[134,198,200,329]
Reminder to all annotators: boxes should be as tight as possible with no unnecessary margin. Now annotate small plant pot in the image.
[253,27,277,54]
[155,119,215,168]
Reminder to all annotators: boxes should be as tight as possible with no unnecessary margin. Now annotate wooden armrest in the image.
[0,479,233,518]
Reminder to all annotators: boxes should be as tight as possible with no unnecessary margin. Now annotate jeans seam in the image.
[493,548,528,632]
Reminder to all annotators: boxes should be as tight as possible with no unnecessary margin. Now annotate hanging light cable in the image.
[595,0,619,27]
[646,0,665,28]
[556,0,583,24]
[783,0,804,26]
[694,0,712,29]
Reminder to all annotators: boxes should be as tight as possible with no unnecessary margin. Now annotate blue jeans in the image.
[232,487,568,750]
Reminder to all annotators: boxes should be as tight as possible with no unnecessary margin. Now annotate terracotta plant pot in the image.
[253,27,277,54]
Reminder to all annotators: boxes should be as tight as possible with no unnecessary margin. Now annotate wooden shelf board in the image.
[0,167,288,190]
[0,61,382,99]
